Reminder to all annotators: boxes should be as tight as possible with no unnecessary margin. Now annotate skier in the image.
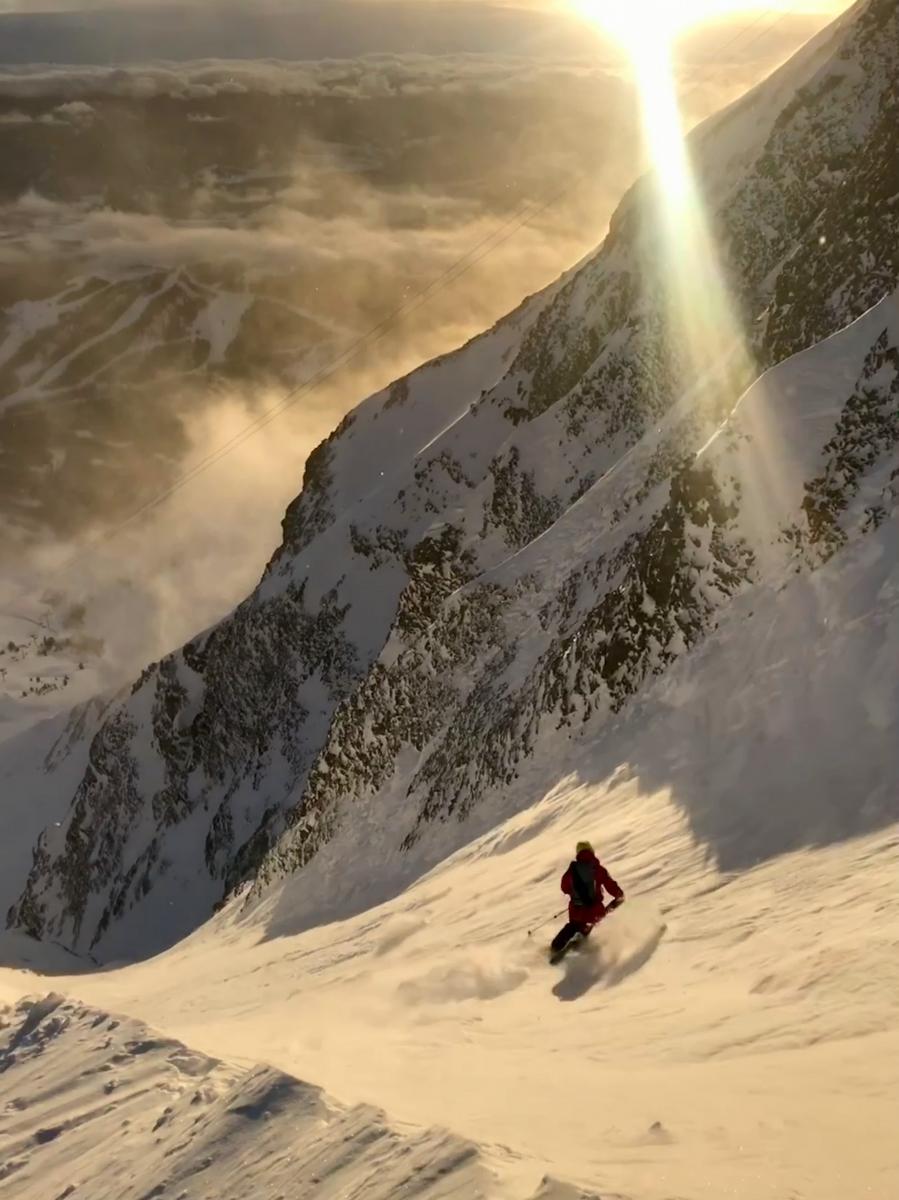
[550,840,624,958]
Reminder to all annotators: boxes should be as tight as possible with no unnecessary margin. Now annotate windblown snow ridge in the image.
[0,993,605,1200]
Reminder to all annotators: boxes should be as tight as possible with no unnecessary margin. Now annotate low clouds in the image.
[0,99,93,124]
[2,186,582,281]
[0,55,622,102]
[2,392,338,687]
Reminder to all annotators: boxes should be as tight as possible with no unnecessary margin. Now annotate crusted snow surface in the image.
[0,994,594,1200]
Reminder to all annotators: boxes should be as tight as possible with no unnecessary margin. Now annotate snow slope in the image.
[1,295,898,1199]
[0,995,592,1200]
[237,285,899,932]
[0,610,107,745]
[2,596,897,1200]
[0,696,114,934]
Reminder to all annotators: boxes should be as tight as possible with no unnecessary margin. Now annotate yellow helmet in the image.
[576,840,593,854]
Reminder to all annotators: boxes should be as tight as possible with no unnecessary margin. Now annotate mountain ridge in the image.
[6,0,899,960]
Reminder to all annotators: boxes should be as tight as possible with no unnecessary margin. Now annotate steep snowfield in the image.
[2,301,898,1199]
[2,706,897,1198]
[237,286,899,934]
[0,607,116,928]
[0,697,112,930]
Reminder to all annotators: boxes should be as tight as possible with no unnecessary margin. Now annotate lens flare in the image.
[572,0,684,44]
[574,0,758,421]
[571,0,811,45]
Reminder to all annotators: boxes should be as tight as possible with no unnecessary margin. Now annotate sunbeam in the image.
[574,0,759,420]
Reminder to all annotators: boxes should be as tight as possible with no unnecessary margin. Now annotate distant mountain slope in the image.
[6,0,899,960]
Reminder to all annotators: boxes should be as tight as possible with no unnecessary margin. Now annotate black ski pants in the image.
[550,920,591,954]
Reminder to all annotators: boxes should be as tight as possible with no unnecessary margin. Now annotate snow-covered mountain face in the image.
[6,0,899,961]
[0,57,653,741]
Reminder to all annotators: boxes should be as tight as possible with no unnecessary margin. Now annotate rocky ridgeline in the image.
[787,328,899,562]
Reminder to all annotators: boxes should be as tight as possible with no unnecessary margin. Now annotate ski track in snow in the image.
[2,765,897,1199]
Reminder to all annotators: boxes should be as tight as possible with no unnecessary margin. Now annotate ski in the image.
[549,932,584,965]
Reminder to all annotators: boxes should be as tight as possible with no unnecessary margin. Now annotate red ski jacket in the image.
[561,849,623,924]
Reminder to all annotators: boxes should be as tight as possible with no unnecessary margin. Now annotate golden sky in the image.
[528,0,850,21]
[0,0,857,54]
[565,0,851,40]
[420,0,846,10]
[0,0,854,10]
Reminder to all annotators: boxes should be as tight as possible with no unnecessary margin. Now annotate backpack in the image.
[569,859,597,908]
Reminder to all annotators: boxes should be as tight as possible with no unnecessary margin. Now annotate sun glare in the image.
[573,0,759,429]
[573,0,684,46]
[571,0,798,45]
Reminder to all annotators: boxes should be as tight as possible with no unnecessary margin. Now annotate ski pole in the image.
[527,909,566,938]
